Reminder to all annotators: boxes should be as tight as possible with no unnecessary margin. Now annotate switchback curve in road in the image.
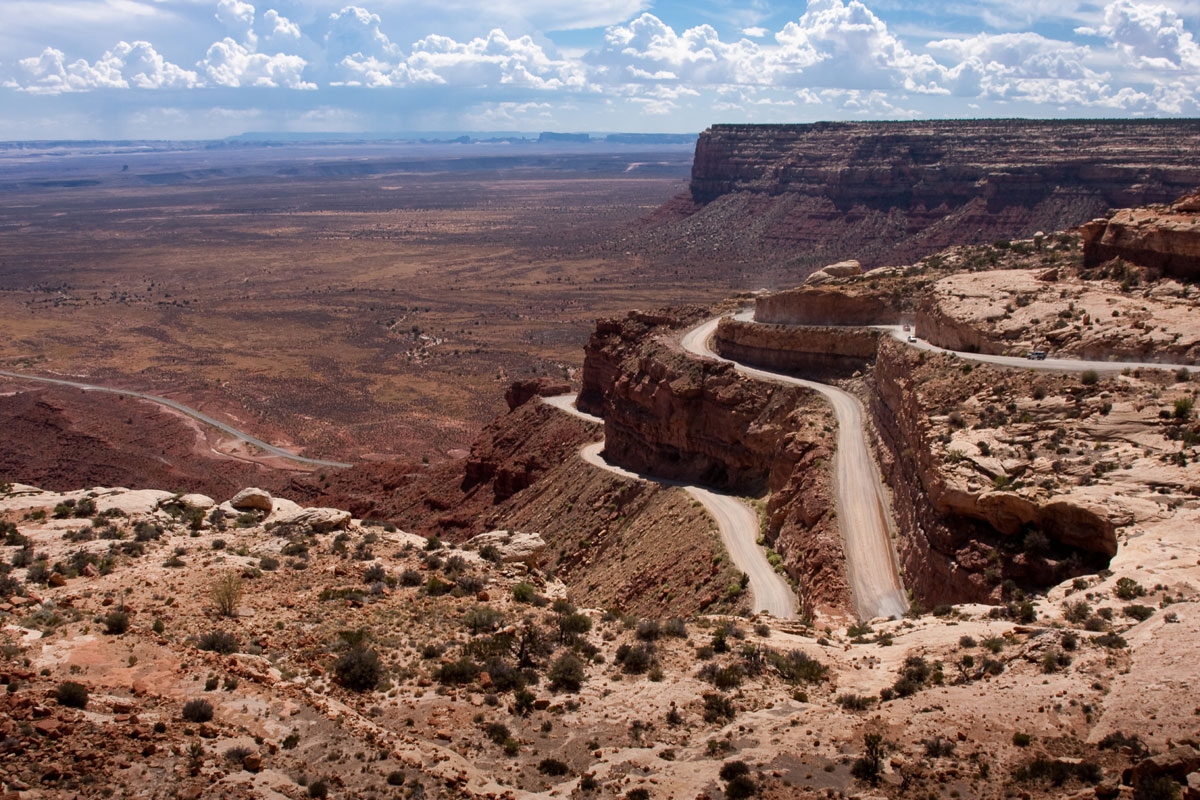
[542,395,798,619]
[681,316,909,621]
[0,369,353,469]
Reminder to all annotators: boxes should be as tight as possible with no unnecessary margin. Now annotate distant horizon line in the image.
[3,117,1199,147]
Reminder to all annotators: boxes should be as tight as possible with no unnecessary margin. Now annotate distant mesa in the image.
[650,120,1200,280]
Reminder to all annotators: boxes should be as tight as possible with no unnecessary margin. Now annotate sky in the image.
[1,0,1198,139]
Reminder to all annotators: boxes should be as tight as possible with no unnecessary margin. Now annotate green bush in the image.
[1114,577,1145,600]
[511,582,536,603]
[182,698,214,723]
[104,610,130,635]
[538,758,570,776]
[548,652,586,692]
[55,681,89,709]
[197,630,240,655]
[334,647,383,692]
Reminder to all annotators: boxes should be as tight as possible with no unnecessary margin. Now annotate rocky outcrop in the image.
[580,310,850,615]
[666,121,1200,275]
[866,337,1116,605]
[466,530,547,567]
[755,285,903,326]
[1082,192,1200,280]
[714,317,881,378]
[504,378,572,412]
[578,307,709,417]
[230,487,273,512]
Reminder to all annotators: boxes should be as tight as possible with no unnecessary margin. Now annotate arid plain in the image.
[0,141,708,474]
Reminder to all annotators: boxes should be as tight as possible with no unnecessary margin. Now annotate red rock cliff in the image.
[664,121,1200,276]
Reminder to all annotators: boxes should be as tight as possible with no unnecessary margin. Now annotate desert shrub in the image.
[463,605,505,635]
[211,571,244,617]
[837,692,875,711]
[923,736,956,758]
[259,555,279,571]
[850,733,887,785]
[197,629,240,654]
[182,698,214,723]
[615,643,654,674]
[334,647,383,692]
[1013,755,1102,786]
[1093,632,1128,649]
[485,722,511,744]
[478,544,503,563]
[224,745,253,766]
[1081,370,1099,386]
[1114,577,1146,600]
[664,617,688,638]
[1174,397,1194,420]
[424,576,454,596]
[386,770,406,786]
[362,563,386,584]
[720,761,756,800]
[1098,731,1149,759]
[698,662,744,690]
[512,581,537,603]
[513,687,536,716]
[1041,647,1071,673]
[55,681,89,709]
[635,619,661,641]
[1124,604,1155,622]
[1063,599,1091,624]
[434,657,480,686]
[307,779,329,799]
[548,652,586,692]
[1061,631,1078,651]
[626,790,650,800]
[538,758,570,776]
[398,568,423,587]
[1134,775,1184,800]
[702,692,736,723]
[457,574,485,595]
[104,610,130,635]
[1012,732,1032,747]
[768,649,828,684]
[958,635,977,648]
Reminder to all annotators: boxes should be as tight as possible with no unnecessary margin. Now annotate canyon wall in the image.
[1081,192,1200,281]
[754,285,904,326]
[654,121,1200,277]
[714,317,880,378]
[580,311,851,616]
[866,338,1117,606]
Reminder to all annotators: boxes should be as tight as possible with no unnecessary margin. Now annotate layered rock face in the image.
[1081,192,1200,280]
[714,317,881,378]
[867,338,1116,606]
[755,285,903,326]
[580,311,850,614]
[675,121,1200,273]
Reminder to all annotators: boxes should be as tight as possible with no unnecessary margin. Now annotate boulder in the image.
[96,489,175,516]
[823,259,862,278]
[264,497,304,525]
[466,531,547,567]
[229,488,273,512]
[174,493,215,511]
[1131,746,1200,788]
[804,268,833,286]
[276,507,352,533]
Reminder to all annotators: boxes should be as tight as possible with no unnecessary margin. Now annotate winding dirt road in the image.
[682,315,909,621]
[0,369,353,469]
[878,325,1188,374]
[542,394,798,619]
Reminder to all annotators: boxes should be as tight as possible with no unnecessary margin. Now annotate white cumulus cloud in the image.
[264,9,302,40]
[7,41,200,94]
[1086,0,1200,70]
[201,37,315,89]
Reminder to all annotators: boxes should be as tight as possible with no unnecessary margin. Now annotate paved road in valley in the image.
[0,369,353,469]
[542,394,798,619]
[681,315,909,621]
